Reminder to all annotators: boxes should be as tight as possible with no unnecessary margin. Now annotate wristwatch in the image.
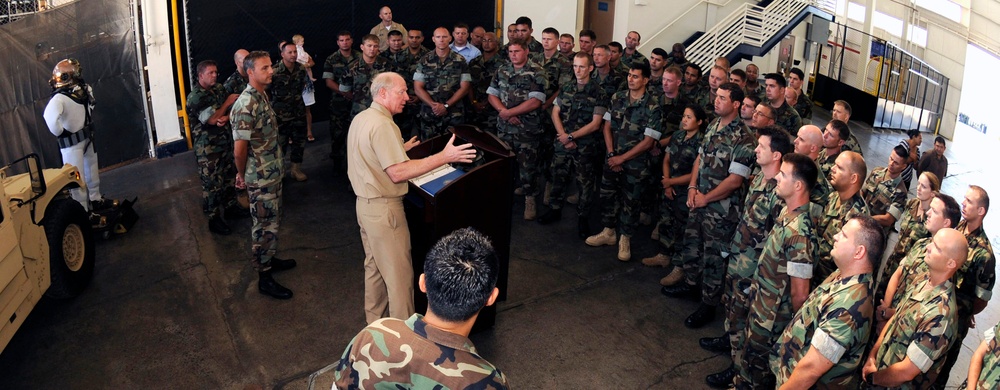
[443,103,450,109]
[567,133,574,142]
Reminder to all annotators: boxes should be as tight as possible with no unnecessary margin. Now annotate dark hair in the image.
[579,29,597,41]
[730,68,746,82]
[906,129,921,139]
[758,125,793,156]
[243,51,270,76]
[628,30,641,40]
[651,47,668,59]
[969,185,990,213]
[387,29,403,38]
[718,82,745,106]
[361,34,380,45]
[454,22,469,30]
[608,41,623,51]
[573,51,594,67]
[783,152,819,191]
[542,27,559,36]
[629,61,651,78]
[789,67,805,80]
[934,136,946,146]
[684,103,709,132]
[337,30,352,39]
[279,40,294,51]
[935,192,962,228]
[744,94,762,107]
[515,16,532,27]
[851,215,886,270]
[765,73,787,88]
[671,43,685,54]
[828,119,851,142]
[424,228,499,321]
[560,33,574,41]
[685,63,702,76]
[508,39,528,51]
[196,60,217,76]
[892,144,909,159]
[834,99,852,115]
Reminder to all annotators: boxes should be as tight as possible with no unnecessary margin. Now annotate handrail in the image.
[638,0,734,51]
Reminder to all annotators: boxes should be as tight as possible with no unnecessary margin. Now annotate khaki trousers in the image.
[356,197,414,323]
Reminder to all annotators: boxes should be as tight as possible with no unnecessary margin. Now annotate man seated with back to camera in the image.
[333,227,509,389]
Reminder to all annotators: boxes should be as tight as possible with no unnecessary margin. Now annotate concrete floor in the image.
[1,109,997,389]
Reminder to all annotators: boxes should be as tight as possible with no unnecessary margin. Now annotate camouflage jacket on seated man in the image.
[334,314,509,389]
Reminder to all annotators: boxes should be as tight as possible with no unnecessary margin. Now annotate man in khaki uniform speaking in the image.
[347,72,476,324]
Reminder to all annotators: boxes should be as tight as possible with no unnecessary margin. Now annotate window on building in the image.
[873,11,903,37]
[908,25,928,47]
[847,2,866,23]
[914,0,962,23]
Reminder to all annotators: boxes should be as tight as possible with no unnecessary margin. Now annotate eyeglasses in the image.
[753,111,773,119]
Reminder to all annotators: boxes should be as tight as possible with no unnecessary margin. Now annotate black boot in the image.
[258,271,293,299]
[225,204,251,219]
[270,257,297,272]
[699,335,731,353]
[705,365,736,389]
[660,283,699,301]
[577,216,591,239]
[537,208,562,224]
[685,303,717,329]
[208,215,232,235]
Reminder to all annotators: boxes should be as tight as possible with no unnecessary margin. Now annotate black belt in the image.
[57,130,89,148]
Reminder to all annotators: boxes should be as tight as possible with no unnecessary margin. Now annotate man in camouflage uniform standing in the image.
[681,63,707,107]
[487,40,548,220]
[414,27,472,140]
[231,51,296,300]
[537,52,607,237]
[468,32,502,131]
[815,151,870,287]
[698,126,792,388]
[343,34,391,118]
[788,67,813,121]
[186,60,242,235]
[334,228,509,389]
[662,83,755,330]
[223,49,249,96]
[862,228,968,388]
[323,31,360,173]
[966,318,1000,389]
[831,99,864,155]
[737,153,822,389]
[621,31,647,67]
[584,63,662,262]
[936,185,996,388]
[591,45,626,102]
[763,73,802,136]
[270,41,309,182]
[771,216,885,389]
[862,145,909,236]
[380,30,418,136]
[817,119,850,179]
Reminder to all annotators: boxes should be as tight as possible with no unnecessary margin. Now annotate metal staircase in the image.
[684,0,835,72]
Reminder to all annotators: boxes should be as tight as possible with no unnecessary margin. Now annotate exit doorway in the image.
[584,0,614,45]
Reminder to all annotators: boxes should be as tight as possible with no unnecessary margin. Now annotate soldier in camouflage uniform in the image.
[736,153,821,389]
[862,145,909,236]
[787,67,813,121]
[965,319,1000,389]
[223,49,249,96]
[681,63,707,107]
[658,67,690,136]
[936,186,996,388]
[270,42,310,181]
[762,73,802,136]
[591,45,626,101]
[230,51,295,300]
[818,119,850,179]
[534,28,573,188]
[697,126,791,388]
[662,83,754,330]
[831,99,865,155]
[487,40,548,220]
[745,63,766,102]
[186,60,240,235]
[583,64,662,262]
[771,216,884,389]
[414,27,472,140]
[862,228,968,389]
[334,228,509,390]
[322,31,361,172]
[343,34,392,118]
[380,30,418,136]
[468,32,502,131]
[875,172,938,304]
[644,48,669,97]
[537,52,607,235]
[621,31,648,67]
[791,124,834,208]
[815,151,870,287]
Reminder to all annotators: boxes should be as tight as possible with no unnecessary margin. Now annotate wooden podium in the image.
[404,125,514,331]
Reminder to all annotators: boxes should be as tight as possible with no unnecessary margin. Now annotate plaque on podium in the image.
[404,125,514,331]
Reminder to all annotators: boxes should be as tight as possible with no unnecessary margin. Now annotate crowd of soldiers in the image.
[179,7,998,389]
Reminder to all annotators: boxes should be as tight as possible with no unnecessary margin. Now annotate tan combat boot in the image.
[641,253,671,267]
[660,267,685,286]
[585,227,617,247]
[618,235,631,261]
[524,196,537,220]
[290,163,308,181]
